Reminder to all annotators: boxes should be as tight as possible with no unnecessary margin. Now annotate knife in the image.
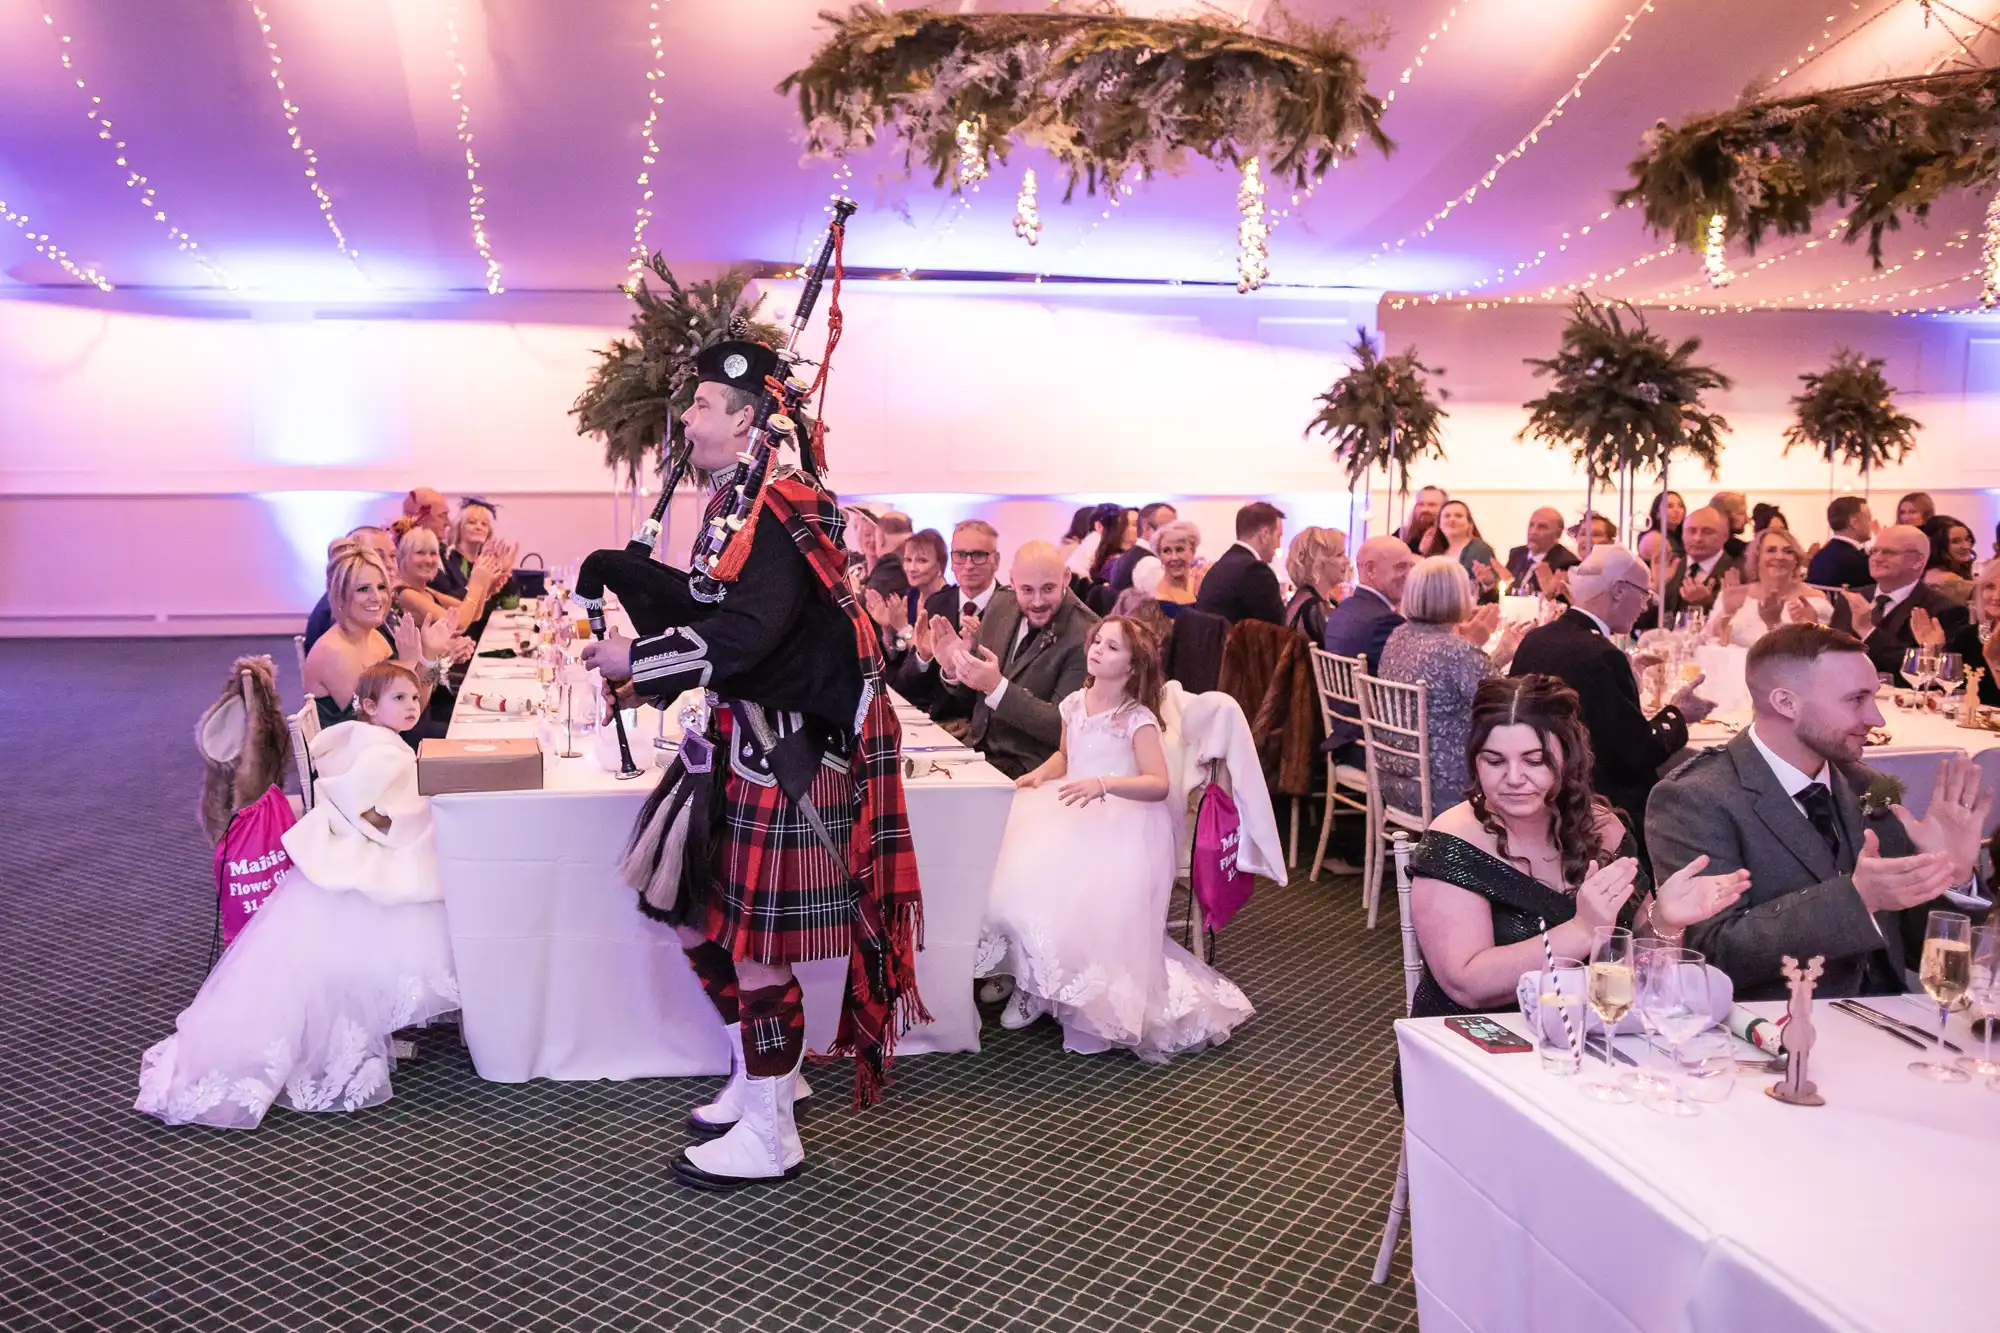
[1831,1001,1927,1050]
[1842,1001,1962,1054]
[1583,1034,1639,1067]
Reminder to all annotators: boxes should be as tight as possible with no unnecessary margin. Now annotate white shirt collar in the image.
[1571,605,1612,637]
[1690,551,1721,577]
[1874,580,1918,613]
[960,584,994,615]
[1229,539,1260,560]
[1831,533,1865,550]
[1748,721,1829,798]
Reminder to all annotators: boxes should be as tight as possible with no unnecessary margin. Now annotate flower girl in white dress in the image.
[978,617,1254,1060]
[138,662,460,1129]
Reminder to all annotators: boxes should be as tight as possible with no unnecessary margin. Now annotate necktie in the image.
[1873,594,1892,623]
[1796,782,1841,858]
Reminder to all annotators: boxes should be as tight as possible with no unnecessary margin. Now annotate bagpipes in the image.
[575,196,856,785]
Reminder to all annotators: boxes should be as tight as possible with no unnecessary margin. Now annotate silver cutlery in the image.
[1838,1000,1961,1054]
[1831,1001,1927,1050]
[1583,1034,1639,1067]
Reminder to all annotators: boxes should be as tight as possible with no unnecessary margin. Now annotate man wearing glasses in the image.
[1509,545,1715,841]
[889,518,1004,702]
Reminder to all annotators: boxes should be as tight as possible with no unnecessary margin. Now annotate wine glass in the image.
[1583,927,1636,1103]
[1957,924,2000,1080]
[1621,940,1675,1096]
[1638,946,1711,1117]
[1912,910,1973,1083]
[1901,647,1927,709]
[1934,652,1965,712]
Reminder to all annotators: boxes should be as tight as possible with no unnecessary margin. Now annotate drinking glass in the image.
[1958,924,2000,1079]
[1934,652,1965,711]
[1678,1031,1737,1103]
[1535,956,1586,1077]
[1638,946,1711,1117]
[1584,927,1636,1103]
[1913,911,1973,1082]
[1621,941,1675,1096]
[1900,648,1927,709]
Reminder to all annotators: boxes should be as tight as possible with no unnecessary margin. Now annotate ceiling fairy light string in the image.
[245,0,365,277]
[1379,0,1659,257]
[39,8,234,288]
[0,197,112,290]
[1766,1,1883,89]
[624,0,668,292]
[443,2,502,294]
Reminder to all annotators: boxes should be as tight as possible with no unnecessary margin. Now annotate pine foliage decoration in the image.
[570,259,784,483]
[778,3,1393,201]
[1306,331,1449,497]
[1520,296,1733,489]
[1618,65,2000,266]
[1783,347,1920,481]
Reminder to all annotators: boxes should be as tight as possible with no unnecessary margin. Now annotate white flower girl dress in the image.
[976,692,1254,1060]
[137,721,460,1128]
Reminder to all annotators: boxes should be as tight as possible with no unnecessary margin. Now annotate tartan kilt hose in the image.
[697,757,859,965]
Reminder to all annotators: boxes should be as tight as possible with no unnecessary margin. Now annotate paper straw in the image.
[1542,928,1579,1061]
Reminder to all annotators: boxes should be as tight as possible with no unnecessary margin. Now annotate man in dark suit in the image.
[1107,501,1177,594]
[1710,490,1751,562]
[1849,523,1971,682]
[1804,495,1875,590]
[926,541,1097,779]
[1655,506,1739,625]
[1648,624,1990,1000]
[1504,506,1580,594]
[889,518,1004,703]
[1510,546,1711,833]
[1320,535,1417,748]
[1194,501,1286,625]
[865,510,913,601]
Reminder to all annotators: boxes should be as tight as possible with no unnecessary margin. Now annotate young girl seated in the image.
[137,662,460,1129]
[976,617,1254,1060]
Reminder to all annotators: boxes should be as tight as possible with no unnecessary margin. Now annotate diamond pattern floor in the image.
[0,636,1416,1331]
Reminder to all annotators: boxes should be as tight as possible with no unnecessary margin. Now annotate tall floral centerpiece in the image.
[1306,331,1449,538]
[1520,296,1731,590]
[1783,347,1921,499]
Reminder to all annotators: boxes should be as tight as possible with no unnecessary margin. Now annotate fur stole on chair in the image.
[196,655,292,844]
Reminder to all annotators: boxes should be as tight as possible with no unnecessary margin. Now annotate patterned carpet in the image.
[0,636,1417,1332]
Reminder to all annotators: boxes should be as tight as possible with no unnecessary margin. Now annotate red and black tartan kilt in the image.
[695,757,859,966]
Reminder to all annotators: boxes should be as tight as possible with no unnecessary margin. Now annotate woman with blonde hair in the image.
[1284,526,1348,645]
[302,546,454,734]
[391,518,512,636]
[1151,519,1205,604]
[1708,526,1830,648]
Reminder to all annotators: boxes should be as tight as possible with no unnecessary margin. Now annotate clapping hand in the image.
[1652,854,1751,930]
[1473,559,1501,593]
[1680,572,1718,608]
[1890,754,1994,884]
[912,605,937,662]
[1669,671,1715,723]
[392,613,423,665]
[1842,589,1876,634]
[1782,595,1817,626]
[862,588,896,630]
[955,644,1003,694]
[418,608,457,659]
[1535,564,1570,603]
[1852,828,1960,913]
[1457,602,1502,645]
[1491,618,1531,669]
[1575,857,1641,930]
[449,635,476,665]
[1909,606,1946,649]
[1717,567,1749,616]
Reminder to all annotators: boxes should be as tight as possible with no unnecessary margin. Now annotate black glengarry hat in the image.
[695,340,778,395]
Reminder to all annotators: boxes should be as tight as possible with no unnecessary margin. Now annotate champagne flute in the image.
[1583,927,1636,1103]
[1639,946,1711,1117]
[1912,911,1972,1083]
[1957,924,2000,1079]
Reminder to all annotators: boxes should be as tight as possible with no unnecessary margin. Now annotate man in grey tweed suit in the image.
[1647,624,1991,1002]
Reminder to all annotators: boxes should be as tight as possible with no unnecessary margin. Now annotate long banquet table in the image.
[1397,999,1997,1333]
[429,604,1015,1083]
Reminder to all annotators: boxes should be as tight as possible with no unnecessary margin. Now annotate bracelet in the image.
[1096,778,1108,802]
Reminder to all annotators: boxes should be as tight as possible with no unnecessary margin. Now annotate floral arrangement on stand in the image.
[1782,347,1921,499]
[1306,331,1448,537]
[778,3,1394,288]
[1520,296,1732,580]
[570,258,784,485]
[1618,65,2000,270]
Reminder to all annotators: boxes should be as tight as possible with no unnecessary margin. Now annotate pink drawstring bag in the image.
[1190,777,1255,931]
[213,785,296,948]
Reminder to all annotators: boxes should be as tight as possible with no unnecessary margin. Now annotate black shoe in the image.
[672,1152,804,1191]
[685,1114,731,1142]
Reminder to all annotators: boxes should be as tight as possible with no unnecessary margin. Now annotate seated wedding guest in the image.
[1576,512,1618,555]
[1847,523,1970,682]
[1643,490,1687,558]
[843,505,882,575]
[1283,525,1348,646]
[1706,527,1832,649]
[1510,545,1713,835]
[979,616,1253,1056]
[1923,515,1978,606]
[137,661,461,1128]
[303,548,456,734]
[1398,485,1447,554]
[1709,490,1751,559]
[1648,624,1992,1000]
[1064,502,1125,581]
[1109,501,1178,594]
[1505,506,1579,594]
[1057,505,1095,560]
[445,498,502,593]
[1420,499,1501,599]
[1658,506,1738,623]
[1806,495,1875,589]
[1194,502,1286,626]
[888,520,1005,703]
[919,541,1097,778]
[1896,491,1936,528]
[866,510,914,600]
[896,527,948,620]
[1322,535,1418,746]
[401,487,466,598]
[1408,675,1748,1019]
[1751,502,1788,535]
[1911,564,2000,706]
[390,520,510,638]
[1375,558,1530,817]
[1090,507,1138,584]
[304,525,397,656]
[1151,519,1205,604]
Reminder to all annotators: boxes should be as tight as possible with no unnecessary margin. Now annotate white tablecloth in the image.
[1398,1000,1998,1333]
[432,607,1014,1082]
